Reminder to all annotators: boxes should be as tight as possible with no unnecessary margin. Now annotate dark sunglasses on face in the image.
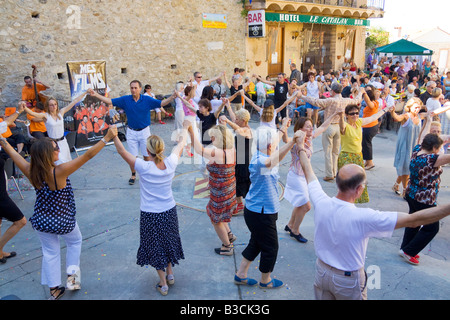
[347,112,359,116]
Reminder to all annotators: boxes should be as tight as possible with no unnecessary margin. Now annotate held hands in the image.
[105,125,118,141]
[183,120,193,132]
[293,130,306,148]
[219,115,228,124]
[87,88,98,96]
[17,101,26,113]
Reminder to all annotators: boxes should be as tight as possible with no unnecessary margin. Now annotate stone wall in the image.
[0,0,247,109]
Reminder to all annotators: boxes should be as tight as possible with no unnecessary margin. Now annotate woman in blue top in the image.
[234,119,302,289]
[1,123,117,300]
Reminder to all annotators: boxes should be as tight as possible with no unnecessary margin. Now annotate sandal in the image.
[48,286,65,300]
[214,243,234,256]
[228,232,237,243]
[166,274,175,285]
[259,278,284,289]
[0,251,16,264]
[129,172,136,185]
[392,183,401,195]
[156,283,168,296]
[234,275,257,286]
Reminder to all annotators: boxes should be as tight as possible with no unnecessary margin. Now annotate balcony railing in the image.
[285,0,385,11]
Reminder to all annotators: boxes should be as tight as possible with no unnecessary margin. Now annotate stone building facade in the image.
[0,0,247,108]
[245,0,385,80]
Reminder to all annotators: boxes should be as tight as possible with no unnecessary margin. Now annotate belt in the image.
[128,126,148,132]
[54,136,65,142]
[318,259,358,277]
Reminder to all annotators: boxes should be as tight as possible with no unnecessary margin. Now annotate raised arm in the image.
[243,94,261,112]
[297,130,318,184]
[0,134,30,178]
[339,110,347,135]
[361,88,376,109]
[213,98,227,119]
[24,106,47,120]
[314,109,343,138]
[171,122,189,158]
[254,74,275,87]
[361,105,392,126]
[175,91,197,113]
[275,91,299,113]
[87,88,112,105]
[60,91,88,116]
[264,119,293,168]
[185,120,212,160]
[5,101,26,126]
[112,131,137,170]
[160,91,177,108]
[56,126,117,178]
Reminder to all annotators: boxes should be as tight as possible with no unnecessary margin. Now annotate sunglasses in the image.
[53,143,60,151]
[347,112,359,116]
[196,76,202,78]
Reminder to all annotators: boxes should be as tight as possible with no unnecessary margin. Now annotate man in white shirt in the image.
[403,57,413,73]
[192,71,224,103]
[296,130,450,300]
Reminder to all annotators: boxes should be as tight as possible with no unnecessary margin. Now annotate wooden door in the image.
[267,25,284,78]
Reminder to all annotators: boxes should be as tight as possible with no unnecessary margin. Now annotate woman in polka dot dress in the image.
[0,125,118,300]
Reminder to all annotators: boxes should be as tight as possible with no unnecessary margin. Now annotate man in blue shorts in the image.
[88,80,176,184]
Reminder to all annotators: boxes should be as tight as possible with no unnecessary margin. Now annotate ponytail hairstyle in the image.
[29,138,56,189]
[261,105,274,123]
[146,135,165,165]
[209,124,234,150]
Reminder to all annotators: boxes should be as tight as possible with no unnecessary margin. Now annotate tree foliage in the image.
[365,27,390,51]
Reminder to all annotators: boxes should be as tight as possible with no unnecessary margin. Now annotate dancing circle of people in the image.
[2,65,450,300]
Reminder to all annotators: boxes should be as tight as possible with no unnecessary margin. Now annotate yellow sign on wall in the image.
[202,13,227,29]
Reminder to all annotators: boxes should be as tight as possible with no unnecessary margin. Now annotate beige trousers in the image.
[314,259,367,300]
[321,124,341,178]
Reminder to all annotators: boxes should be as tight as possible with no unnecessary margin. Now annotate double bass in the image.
[31,64,47,110]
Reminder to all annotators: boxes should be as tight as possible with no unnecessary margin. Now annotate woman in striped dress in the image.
[186,120,237,256]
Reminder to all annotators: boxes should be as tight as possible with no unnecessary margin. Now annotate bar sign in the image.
[248,10,265,38]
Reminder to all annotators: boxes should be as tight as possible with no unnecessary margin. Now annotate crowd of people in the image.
[1,58,450,300]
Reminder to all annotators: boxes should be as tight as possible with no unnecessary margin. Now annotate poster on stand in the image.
[66,60,109,149]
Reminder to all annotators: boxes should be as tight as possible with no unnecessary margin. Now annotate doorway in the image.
[267,25,284,78]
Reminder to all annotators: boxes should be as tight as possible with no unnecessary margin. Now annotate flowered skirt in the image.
[206,163,237,224]
[338,151,369,203]
[136,206,184,270]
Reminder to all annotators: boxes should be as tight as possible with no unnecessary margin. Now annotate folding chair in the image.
[5,158,23,200]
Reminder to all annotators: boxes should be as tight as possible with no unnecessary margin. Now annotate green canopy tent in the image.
[375,39,433,56]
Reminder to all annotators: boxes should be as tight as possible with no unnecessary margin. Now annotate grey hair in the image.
[331,82,343,94]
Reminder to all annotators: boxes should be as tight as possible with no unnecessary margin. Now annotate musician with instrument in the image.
[22,65,51,139]
[21,76,50,108]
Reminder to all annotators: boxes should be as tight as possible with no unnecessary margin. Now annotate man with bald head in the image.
[296,130,450,300]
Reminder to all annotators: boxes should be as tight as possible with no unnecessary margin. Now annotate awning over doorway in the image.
[265,12,370,27]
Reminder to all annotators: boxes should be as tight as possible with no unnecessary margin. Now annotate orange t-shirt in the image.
[362,100,379,128]
[94,119,108,133]
[22,83,47,103]
[78,120,93,134]
[27,108,47,133]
